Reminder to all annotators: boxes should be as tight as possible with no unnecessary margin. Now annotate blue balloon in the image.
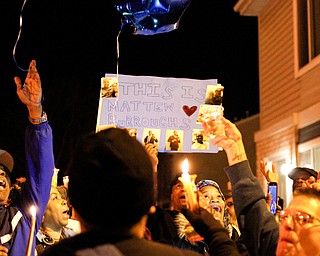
[115,0,192,35]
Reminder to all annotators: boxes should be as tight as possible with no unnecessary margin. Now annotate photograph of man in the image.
[191,130,209,150]
[144,130,158,145]
[166,130,182,151]
[101,77,118,98]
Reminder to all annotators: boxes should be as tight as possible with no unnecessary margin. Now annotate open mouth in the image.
[211,204,222,212]
[62,209,69,218]
[0,178,7,189]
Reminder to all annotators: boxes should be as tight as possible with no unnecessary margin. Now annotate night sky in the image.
[0,0,259,180]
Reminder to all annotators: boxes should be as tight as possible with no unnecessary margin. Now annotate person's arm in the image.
[14,60,54,234]
[202,117,279,256]
[144,144,158,203]
[144,144,158,173]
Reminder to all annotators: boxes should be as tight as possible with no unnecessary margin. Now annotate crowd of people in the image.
[1,59,320,256]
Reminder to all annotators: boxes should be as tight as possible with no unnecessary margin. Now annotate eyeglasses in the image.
[279,210,320,225]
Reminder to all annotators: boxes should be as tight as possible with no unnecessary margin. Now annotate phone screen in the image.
[268,182,278,215]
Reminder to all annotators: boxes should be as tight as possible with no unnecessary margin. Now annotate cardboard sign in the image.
[96,74,220,153]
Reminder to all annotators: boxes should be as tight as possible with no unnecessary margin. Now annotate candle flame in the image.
[181,158,190,179]
[30,205,36,217]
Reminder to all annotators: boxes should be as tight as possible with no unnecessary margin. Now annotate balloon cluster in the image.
[115,0,192,35]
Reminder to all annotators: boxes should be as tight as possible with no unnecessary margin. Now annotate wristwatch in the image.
[28,111,48,124]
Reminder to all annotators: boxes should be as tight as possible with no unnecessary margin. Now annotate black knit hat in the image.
[68,128,154,230]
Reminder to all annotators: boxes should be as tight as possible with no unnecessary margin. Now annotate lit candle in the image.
[63,175,69,189]
[179,158,198,211]
[52,168,59,187]
[25,205,36,256]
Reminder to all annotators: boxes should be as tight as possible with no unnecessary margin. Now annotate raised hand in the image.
[14,60,43,119]
[202,117,247,166]
[144,143,159,172]
[14,60,42,107]
[260,161,279,184]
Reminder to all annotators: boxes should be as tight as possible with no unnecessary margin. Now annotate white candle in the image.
[25,205,36,256]
[179,158,198,211]
[52,168,59,187]
[63,176,69,189]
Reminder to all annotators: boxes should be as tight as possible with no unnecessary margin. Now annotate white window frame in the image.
[298,137,320,170]
[293,0,320,78]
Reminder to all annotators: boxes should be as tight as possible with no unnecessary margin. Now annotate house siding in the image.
[235,0,320,198]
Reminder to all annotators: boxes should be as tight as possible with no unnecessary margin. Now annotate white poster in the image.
[96,74,220,153]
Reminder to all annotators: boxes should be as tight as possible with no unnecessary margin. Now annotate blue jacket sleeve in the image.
[224,160,279,256]
[21,122,54,232]
[9,122,54,256]
[21,122,54,224]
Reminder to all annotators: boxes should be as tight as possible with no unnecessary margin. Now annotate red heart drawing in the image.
[183,105,197,117]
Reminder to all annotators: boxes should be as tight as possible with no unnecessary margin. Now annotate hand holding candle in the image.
[179,158,198,212]
[25,205,36,256]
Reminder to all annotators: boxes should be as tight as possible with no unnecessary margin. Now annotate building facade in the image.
[235,0,320,207]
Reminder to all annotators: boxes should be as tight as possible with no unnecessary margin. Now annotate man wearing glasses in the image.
[277,188,320,255]
[201,116,320,256]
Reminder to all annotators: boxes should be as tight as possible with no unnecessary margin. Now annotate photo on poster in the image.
[196,104,224,124]
[142,128,161,149]
[191,129,210,150]
[166,129,183,151]
[204,84,224,105]
[101,77,119,98]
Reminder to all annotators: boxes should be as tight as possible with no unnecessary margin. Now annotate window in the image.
[294,0,320,75]
[299,145,320,171]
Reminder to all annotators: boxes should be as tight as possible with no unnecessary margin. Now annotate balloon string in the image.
[13,0,29,72]
[116,20,126,78]
[112,21,124,126]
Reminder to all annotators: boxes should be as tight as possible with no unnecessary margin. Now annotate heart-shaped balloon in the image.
[115,0,192,35]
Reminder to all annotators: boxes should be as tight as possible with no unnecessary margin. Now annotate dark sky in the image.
[0,0,259,180]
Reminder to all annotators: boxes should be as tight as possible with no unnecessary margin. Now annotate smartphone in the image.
[268,182,278,215]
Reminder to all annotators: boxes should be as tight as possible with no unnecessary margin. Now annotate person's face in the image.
[200,186,225,223]
[196,135,203,144]
[0,167,10,204]
[293,172,312,191]
[171,181,187,211]
[43,187,70,230]
[103,79,109,87]
[226,197,236,220]
[129,129,136,138]
[276,195,320,256]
